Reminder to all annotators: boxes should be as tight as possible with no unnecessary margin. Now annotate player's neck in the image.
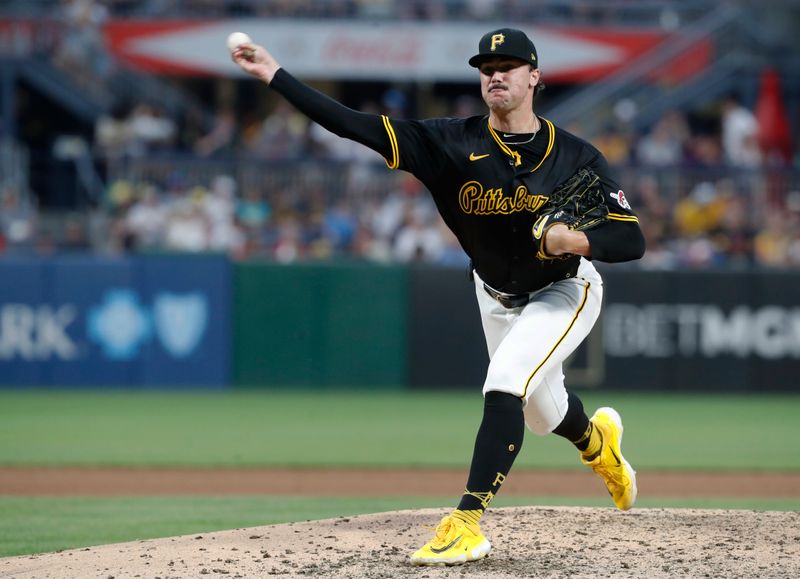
[489,110,539,135]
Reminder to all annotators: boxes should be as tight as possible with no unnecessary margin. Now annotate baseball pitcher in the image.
[233,27,645,566]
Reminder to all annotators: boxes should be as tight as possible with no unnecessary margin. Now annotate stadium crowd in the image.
[5,0,715,25]
[2,0,798,270]
[3,84,798,271]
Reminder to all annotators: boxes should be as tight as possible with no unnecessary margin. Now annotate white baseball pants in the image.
[473,258,603,436]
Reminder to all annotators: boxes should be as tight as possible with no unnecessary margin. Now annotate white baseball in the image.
[226,31,252,53]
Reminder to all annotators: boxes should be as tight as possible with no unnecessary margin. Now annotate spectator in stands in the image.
[593,121,634,166]
[309,101,384,163]
[60,215,91,252]
[369,174,408,242]
[233,185,272,257]
[245,99,309,158]
[193,108,237,157]
[720,93,762,168]
[124,185,167,250]
[322,198,358,254]
[594,99,637,166]
[435,221,470,267]
[203,175,247,256]
[684,132,723,167]
[94,102,133,159]
[236,186,272,231]
[631,174,679,269]
[637,220,678,270]
[635,174,670,225]
[675,234,723,268]
[127,103,177,155]
[673,181,728,238]
[351,224,392,262]
[272,214,305,262]
[715,192,754,267]
[162,194,211,252]
[0,185,37,253]
[636,110,689,166]
[754,212,791,267]
[786,223,800,266]
[300,200,333,259]
[392,205,444,262]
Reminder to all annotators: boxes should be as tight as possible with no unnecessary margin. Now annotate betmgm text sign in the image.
[606,304,800,360]
[600,269,800,392]
[0,256,230,387]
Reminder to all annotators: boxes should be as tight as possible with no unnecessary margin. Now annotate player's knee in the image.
[523,396,567,435]
[524,415,556,436]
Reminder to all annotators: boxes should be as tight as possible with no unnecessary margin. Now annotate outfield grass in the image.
[0,390,798,471]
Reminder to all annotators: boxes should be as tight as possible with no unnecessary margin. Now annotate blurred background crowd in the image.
[1,0,799,270]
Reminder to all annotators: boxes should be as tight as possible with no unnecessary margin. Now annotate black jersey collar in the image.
[487,117,555,172]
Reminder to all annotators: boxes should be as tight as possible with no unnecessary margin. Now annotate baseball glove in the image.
[531,167,609,260]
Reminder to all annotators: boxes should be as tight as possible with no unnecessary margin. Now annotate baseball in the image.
[226,31,252,53]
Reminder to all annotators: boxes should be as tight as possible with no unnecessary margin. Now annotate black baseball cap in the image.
[468,28,538,69]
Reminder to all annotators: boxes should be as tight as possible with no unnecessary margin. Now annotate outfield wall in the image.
[0,256,797,391]
[233,262,408,388]
[0,254,231,387]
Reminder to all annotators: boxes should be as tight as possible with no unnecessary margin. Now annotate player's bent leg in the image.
[522,369,568,435]
[582,407,638,510]
[410,514,491,566]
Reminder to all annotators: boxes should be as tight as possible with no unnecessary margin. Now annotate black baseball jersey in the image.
[270,70,645,293]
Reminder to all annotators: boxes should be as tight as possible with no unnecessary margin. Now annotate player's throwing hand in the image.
[230,37,281,85]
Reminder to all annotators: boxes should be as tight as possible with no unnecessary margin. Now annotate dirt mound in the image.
[2,506,798,578]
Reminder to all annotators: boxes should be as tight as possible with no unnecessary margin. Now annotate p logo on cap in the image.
[490,34,505,51]
[469,27,538,69]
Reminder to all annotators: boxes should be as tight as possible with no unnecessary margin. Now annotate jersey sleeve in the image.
[269,68,396,165]
[582,153,646,263]
[270,70,452,182]
[380,117,451,183]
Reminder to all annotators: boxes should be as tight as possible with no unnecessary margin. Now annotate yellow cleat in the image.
[582,407,638,511]
[410,514,491,566]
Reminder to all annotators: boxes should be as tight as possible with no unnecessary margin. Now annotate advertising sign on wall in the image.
[102,20,691,82]
[0,255,231,387]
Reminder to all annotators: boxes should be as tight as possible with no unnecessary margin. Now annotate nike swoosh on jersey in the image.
[469,153,490,161]
[532,214,550,239]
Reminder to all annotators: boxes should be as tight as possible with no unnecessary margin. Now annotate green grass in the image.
[1,390,798,558]
[0,390,798,471]
[1,495,797,558]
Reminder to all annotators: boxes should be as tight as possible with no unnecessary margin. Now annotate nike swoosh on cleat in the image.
[430,535,462,554]
[469,153,490,161]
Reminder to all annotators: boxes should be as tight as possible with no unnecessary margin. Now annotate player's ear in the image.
[529,67,540,89]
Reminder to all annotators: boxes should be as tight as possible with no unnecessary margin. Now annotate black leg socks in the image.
[457,391,524,513]
[552,390,593,451]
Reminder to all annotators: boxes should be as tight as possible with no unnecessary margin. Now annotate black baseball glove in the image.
[531,167,609,260]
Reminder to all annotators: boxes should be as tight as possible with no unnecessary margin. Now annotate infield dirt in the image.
[1,468,799,578]
[2,506,798,578]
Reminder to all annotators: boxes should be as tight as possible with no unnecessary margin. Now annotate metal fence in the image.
[105,155,800,209]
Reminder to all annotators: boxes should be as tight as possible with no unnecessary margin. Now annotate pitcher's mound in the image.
[2,506,798,578]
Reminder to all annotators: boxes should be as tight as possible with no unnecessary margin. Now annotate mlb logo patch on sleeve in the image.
[611,190,631,210]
